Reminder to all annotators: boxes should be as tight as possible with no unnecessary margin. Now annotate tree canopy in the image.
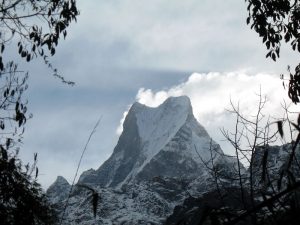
[245,0,300,103]
[0,0,79,84]
[0,1,79,224]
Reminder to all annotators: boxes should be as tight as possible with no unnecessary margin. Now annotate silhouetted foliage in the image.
[244,1,300,222]
[0,1,79,224]
[0,0,79,84]
[207,96,300,225]
[245,0,300,103]
[0,63,56,225]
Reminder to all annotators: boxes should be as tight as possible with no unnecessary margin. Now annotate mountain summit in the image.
[48,96,235,224]
[79,96,223,188]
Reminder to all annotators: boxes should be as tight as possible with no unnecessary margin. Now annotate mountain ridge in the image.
[78,96,223,188]
[47,96,236,224]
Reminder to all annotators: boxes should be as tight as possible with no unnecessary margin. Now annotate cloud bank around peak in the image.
[117,72,297,154]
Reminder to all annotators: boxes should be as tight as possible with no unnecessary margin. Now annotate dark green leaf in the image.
[50,47,55,56]
[277,121,284,138]
[35,167,39,179]
[26,54,31,62]
[246,17,250,24]
[1,145,8,161]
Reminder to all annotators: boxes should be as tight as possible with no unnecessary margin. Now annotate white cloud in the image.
[116,109,130,135]
[20,0,300,188]
[117,72,299,155]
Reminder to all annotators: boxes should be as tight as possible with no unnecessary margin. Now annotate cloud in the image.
[16,0,300,188]
[116,110,129,135]
[53,0,299,76]
[117,72,298,155]
[20,67,191,189]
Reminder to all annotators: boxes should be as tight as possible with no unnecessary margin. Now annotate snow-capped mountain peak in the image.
[48,96,237,225]
[130,96,193,170]
[132,96,192,145]
[78,96,222,188]
[46,176,70,204]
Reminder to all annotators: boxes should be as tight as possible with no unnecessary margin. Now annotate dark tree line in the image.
[0,63,56,225]
[0,1,79,224]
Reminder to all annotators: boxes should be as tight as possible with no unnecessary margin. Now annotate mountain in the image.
[165,143,300,225]
[48,96,236,224]
[252,143,300,188]
[79,96,225,187]
[47,176,71,205]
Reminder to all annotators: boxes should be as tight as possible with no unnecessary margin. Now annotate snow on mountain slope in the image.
[78,96,225,188]
[47,176,71,205]
[48,96,237,224]
[134,97,191,166]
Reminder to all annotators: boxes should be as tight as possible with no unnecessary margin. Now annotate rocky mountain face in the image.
[165,142,300,225]
[164,186,253,225]
[47,96,237,224]
[47,176,71,205]
[252,143,300,188]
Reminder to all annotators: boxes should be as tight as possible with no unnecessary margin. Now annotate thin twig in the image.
[59,116,102,225]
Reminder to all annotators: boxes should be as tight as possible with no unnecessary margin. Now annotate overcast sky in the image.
[13,0,300,188]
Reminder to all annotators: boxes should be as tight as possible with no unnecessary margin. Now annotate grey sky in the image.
[13,0,300,188]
